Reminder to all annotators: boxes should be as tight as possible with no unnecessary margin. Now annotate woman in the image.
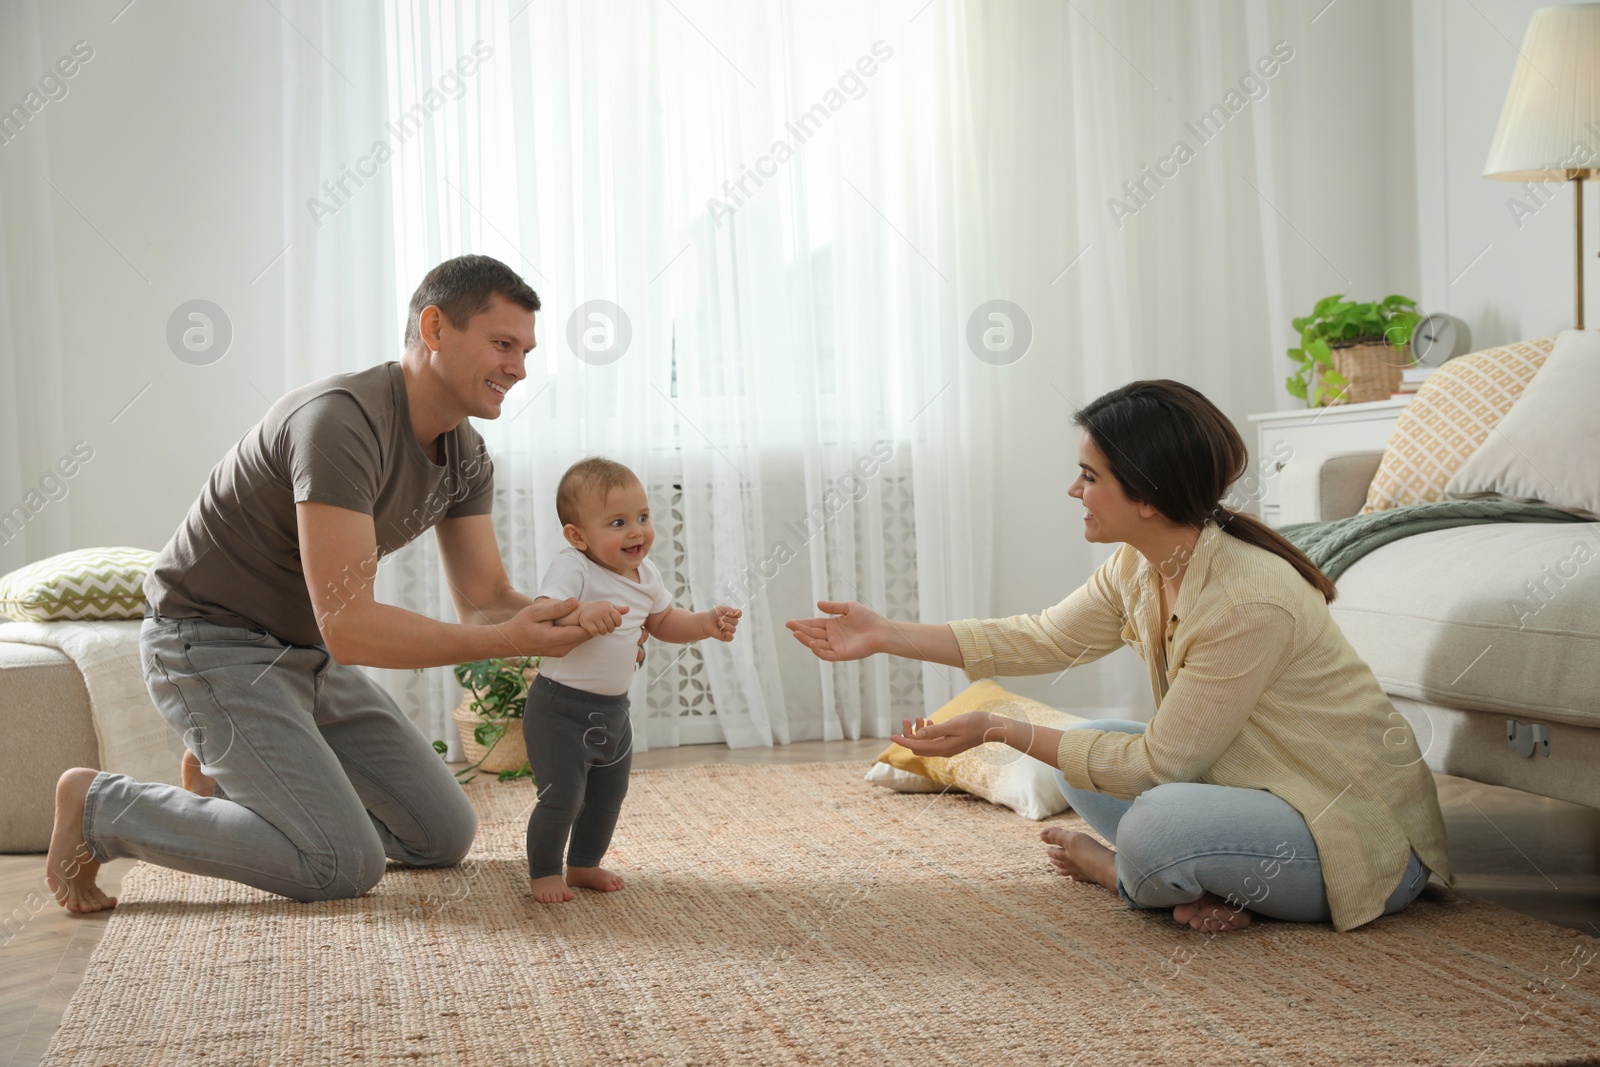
[786,380,1451,933]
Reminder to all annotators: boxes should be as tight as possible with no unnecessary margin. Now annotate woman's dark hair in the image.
[1072,380,1337,603]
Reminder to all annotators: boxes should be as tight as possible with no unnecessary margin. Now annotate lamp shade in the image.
[1484,3,1600,181]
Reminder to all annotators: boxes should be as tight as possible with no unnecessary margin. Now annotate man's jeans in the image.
[1055,720,1429,923]
[81,611,476,901]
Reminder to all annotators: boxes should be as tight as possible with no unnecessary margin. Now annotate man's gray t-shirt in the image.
[145,361,494,645]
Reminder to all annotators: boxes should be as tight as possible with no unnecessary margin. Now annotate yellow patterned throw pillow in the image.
[1361,337,1557,513]
[867,679,1087,820]
[0,546,158,621]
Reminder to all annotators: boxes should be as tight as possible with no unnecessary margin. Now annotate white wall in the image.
[1,1,293,574]
[1411,0,1596,344]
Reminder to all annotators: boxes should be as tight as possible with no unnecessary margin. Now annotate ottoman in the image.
[0,641,99,852]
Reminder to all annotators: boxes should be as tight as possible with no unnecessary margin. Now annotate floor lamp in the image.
[1484,3,1600,330]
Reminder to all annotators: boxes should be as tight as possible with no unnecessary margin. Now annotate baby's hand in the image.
[576,600,628,637]
[706,605,741,642]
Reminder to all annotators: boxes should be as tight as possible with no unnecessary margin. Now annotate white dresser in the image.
[1245,397,1411,527]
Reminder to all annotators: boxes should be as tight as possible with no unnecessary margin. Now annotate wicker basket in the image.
[1321,341,1409,405]
[451,665,536,774]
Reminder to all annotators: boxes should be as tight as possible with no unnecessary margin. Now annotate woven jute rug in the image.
[42,762,1600,1066]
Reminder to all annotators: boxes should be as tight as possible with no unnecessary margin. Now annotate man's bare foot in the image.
[530,874,575,903]
[1040,826,1118,892]
[46,768,116,914]
[566,866,625,893]
[1172,891,1253,933]
[180,749,215,797]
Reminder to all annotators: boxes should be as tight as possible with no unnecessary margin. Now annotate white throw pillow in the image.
[862,762,948,793]
[1446,329,1600,518]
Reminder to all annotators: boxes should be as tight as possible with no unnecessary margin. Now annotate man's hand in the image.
[503,597,593,658]
[704,605,741,642]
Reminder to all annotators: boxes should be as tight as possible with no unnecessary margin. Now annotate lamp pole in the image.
[1576,172,1586,330]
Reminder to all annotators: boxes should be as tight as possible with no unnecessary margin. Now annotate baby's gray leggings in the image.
[522,673,633,878]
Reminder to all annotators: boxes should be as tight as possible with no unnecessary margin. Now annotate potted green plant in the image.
[431,656,537,783]
[1286,294,1421,406]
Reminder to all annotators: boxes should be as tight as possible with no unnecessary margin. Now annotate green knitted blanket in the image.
[1279,499,1588,581]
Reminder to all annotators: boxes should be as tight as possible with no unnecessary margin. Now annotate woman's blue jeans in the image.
[1054,720,1429,923]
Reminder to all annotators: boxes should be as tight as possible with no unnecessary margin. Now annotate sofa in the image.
[1277,334,1600,811]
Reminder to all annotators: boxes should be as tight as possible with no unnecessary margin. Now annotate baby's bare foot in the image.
[180,749,215,797]
[1172,891,1253,933]
[566,866,625,893]
[530,874,575,903]
[1039,826,1118,892]
[47,768,116,914]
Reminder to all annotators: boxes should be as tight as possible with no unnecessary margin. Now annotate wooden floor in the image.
[3,742,1597,1067]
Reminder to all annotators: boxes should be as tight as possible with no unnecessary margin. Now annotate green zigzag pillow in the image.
[0,546,158,622]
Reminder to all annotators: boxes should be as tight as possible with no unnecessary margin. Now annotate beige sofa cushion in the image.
[1361,337,1555,513]
[1330,522,1600,729]
[1446,330,1600,519]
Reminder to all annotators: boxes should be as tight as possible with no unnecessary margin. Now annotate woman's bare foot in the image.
[1172,891,1253,933]
[1042,827,1254,933]
[530,874,575,903]
[180,749,215,797]
[566,866,625,893]
[1040,826,1118,892]
[46,768,116,914]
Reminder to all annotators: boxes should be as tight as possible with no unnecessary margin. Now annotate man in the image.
[47,255,590,912]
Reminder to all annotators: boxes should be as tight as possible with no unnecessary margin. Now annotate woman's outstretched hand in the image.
[786,600,885,661]
[890,712,1000,758]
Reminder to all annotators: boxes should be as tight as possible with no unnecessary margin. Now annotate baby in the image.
[525,456,740,903]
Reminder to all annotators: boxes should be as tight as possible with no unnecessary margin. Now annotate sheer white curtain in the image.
[911,0,1319,715]
[268,0,1322,747]
[271,0,456,737]
[1052,0,1316,405]
[640,0,1003,740]
[362,0,1001,751]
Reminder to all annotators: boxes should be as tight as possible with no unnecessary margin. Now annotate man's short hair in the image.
[556,457,639,526]
[404,254,540,350]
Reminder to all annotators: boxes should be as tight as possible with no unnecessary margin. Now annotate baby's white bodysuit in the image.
[535,546,673,696]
